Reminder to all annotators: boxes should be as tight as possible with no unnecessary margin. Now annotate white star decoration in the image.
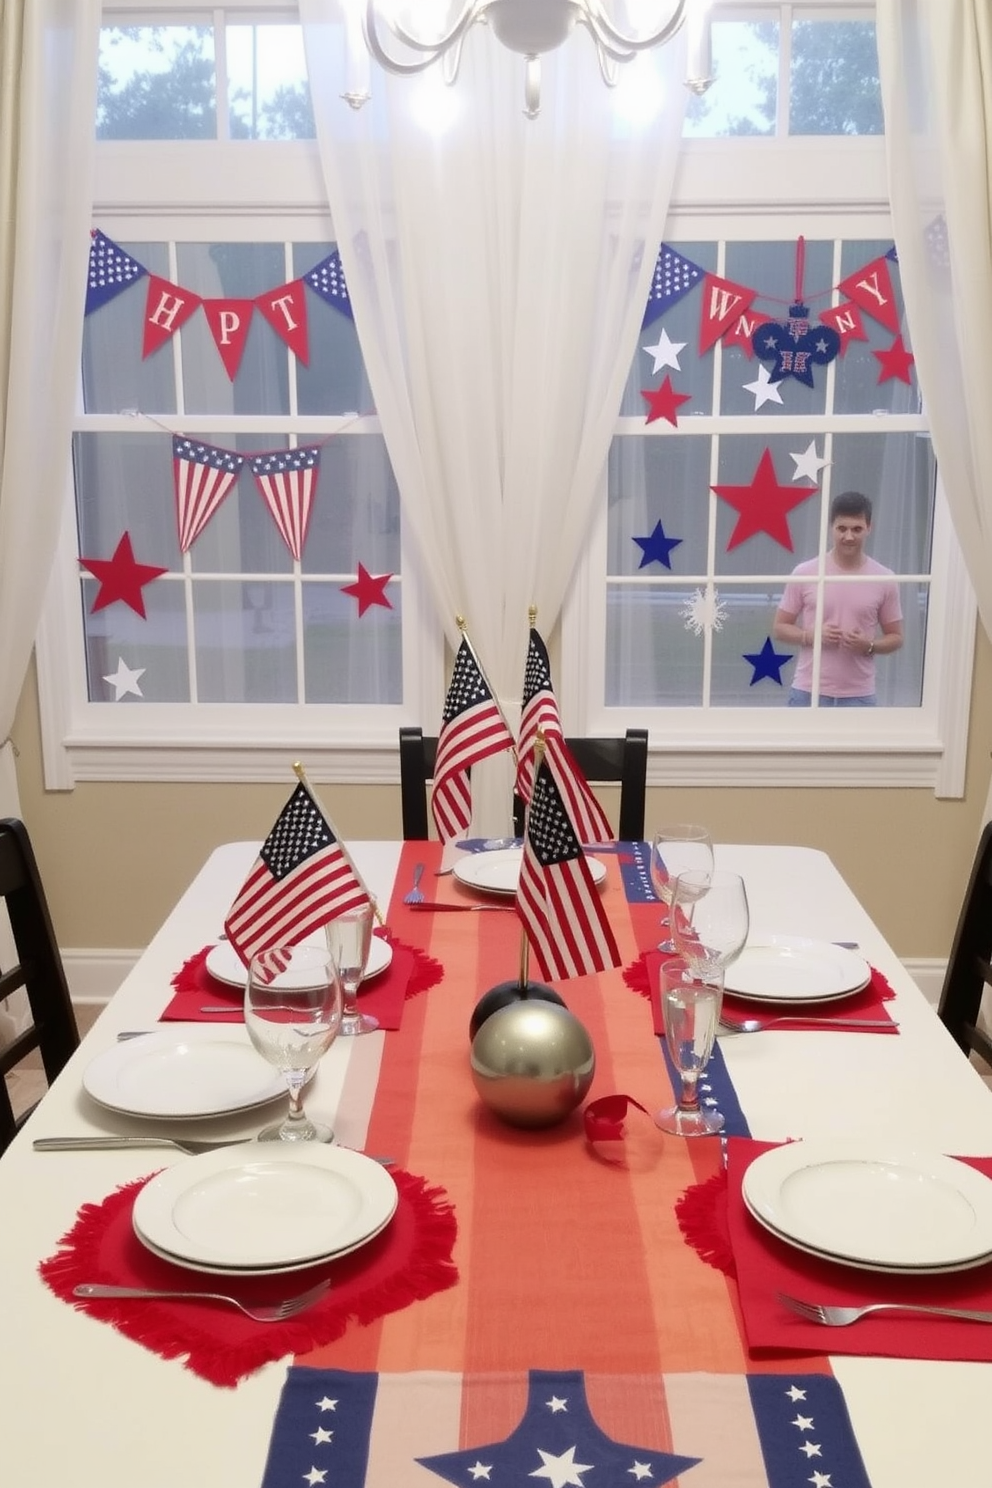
[808,1472,832,1487]
[103,657,145,700]
[800,1441,823,1458]
[680,586,728,636]
[310,1428,333,1445]
[303,1469,327,1486]
[530,1444,594,1486]
[792,1414,815,1431]
[790,439,830,484]
[743,363,785,408]
[468,1463,493,1480]
[315,1397,337,1412]
[546,1397,568,1413]
[643,328,686,373]
[786,1386,807,1401]
[628,1462,653,1480]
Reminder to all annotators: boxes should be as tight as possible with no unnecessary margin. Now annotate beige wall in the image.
[12,629,992,959]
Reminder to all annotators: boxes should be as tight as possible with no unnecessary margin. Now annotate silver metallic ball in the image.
[470,999,596,1128]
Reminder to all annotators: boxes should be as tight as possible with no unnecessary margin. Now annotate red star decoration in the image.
[873,334,915,384]
[711,448,816,551]
[641,375,691,427]
[341,562,393,617]
[78,531,168,617]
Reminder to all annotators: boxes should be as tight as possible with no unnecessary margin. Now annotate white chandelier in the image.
[347,1,714,118]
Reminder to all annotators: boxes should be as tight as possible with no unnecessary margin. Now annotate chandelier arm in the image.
[362,0,478,75]
[581,0,688,54]
[389,1,487,56]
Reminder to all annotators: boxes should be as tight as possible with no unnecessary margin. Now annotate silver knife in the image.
[32,1135,396,1164]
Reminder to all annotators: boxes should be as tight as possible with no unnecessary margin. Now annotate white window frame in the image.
[562,139,976,797]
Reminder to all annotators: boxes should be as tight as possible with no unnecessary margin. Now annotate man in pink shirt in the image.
[772,490,904,707]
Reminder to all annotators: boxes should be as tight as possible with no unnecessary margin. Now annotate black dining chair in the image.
[0,817,79,1152]
[937,821,992,1066]
[398,726,649,842]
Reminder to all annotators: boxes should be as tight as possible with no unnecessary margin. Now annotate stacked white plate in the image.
[453,847,607,896]
[725,935,871,1004]
[205,934,392,988]
[83,1026,299,1120]
[742,1140,992,1274]
[131,1143,398,1276]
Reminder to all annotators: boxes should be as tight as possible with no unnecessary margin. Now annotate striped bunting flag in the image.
[172,437,244,552]
[248,444,322,561]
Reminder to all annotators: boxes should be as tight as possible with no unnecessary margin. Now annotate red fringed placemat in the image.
[161,930,444,1028]
[623,949,897,1033]
[39,1167,458,1388]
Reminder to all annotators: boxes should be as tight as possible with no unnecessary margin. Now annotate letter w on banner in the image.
[248,445,322,561]
[172,437,245,552]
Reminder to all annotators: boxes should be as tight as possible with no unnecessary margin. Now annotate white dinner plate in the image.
[452,847,607,896]
[742,1140,992,1272]
[205,934,392,989]
[132,1142,398,1273]
[724,935,870,1003]
[83,1027,293,1119]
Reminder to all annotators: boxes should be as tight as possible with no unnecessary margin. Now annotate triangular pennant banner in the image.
[303,249,354,322]
[721,308,774,357]
[86,230,147,315]
[255,279,310,365]
[819,300,869,352]
[698,273,757,354]
[641,243,705,329]
[142,275,202,358]
[248,445,322,560]
[172,437,245,552]
[202,298,255,381]
[836,255,900,334]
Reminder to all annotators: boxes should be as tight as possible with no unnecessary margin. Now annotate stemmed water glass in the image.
[649,825,714,953]
[671,868,750,982]
[325,903,379,1036]
[654,958,725,1136]
[244,943,343,1143]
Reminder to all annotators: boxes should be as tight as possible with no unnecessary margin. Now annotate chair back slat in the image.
[937,821,992,1062]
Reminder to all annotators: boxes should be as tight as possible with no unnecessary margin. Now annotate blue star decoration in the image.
[418,1370,698,1487]
[634,521,683,570]
[743,637,791,686]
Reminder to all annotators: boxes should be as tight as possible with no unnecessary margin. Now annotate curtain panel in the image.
[301,3,688,829]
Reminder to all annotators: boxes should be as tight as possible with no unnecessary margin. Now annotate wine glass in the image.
[244,944,343,1143]
[671,869,750,982]
[655,957,725,1136]
[325,903,379,1036]
[649,825,714,953]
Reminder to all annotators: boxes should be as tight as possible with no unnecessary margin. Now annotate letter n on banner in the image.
[142,276,201,357]
[698,274,756,355]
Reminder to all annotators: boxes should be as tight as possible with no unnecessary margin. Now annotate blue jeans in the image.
[788,689,877,708]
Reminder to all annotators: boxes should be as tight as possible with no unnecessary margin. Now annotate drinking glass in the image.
[244,944,343,1143]
[655,958,725,1136]
[649,825,714,953]
[671,868,750,981]
[325,903,379,1036]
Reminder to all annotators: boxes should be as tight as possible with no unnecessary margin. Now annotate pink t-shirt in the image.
[778,554,902,697]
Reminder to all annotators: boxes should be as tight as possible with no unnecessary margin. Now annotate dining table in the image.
[3,837,992,1488]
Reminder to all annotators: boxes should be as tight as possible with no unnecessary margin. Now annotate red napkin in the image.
[625,950,897,1034]
[161,931,442,1031]
[678,1139,992,1363]
[39,1167,458,1388]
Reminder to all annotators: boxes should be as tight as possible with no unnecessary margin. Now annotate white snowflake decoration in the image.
[681,587,728,636]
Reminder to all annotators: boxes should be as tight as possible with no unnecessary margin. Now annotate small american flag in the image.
[515,628,612,845]
[224,783,369,968]
[431,638,514,842]
[516,757,621,981]
[248,445,322,561]
[172,437,244,552]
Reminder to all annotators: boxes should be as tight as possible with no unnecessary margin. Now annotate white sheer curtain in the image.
[301,3,688,829]
[876,5,992,722]
[0,0,101,819]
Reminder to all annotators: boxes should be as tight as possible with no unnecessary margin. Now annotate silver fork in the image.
[403,862,426,904]
[719,1016,897,1034]
[777,1292,992,1326]
[73,1279,329,1323]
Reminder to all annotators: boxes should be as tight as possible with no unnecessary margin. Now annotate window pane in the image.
[683,21,778,138]
[97,26,216,140]
[606,586,704,705]
[293,244,373,416]
[790,20,882,137]
[175,242,291,416]
[622,243,717,416]
[227,24,315,139]
[711,591,793,708]
[194,579,298,703]
[303,583,403,703]
[82,242,176,414]
[608,436,712,576]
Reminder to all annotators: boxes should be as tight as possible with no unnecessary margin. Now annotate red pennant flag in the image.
[698,274,756,355]
[722,308,774,358]
[836,256,900,333]
[819,300,869,353]
[255,279,310,365]
[142,275,201,358]
[202,299,255,381]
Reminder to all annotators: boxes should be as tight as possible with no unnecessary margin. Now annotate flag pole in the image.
[456,614,518,763]
[516,728,546,989]
[292,761,385,927]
